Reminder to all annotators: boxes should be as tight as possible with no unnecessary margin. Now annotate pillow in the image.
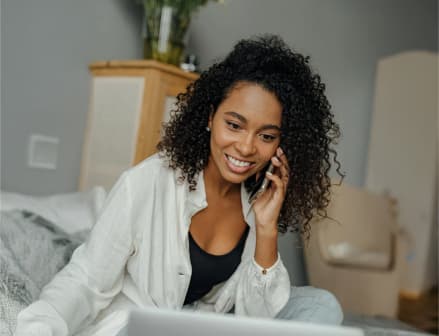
[0,187,107,234]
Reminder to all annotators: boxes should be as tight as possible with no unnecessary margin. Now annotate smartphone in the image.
[248,162,275,204]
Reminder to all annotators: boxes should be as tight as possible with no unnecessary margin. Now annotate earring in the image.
[206,126,211,132]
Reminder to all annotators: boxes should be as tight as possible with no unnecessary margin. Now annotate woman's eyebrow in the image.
[260,124,281,132]
[224,111,281,132]
[225,111,247,123]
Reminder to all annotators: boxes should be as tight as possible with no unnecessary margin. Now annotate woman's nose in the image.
[236,135,256,156]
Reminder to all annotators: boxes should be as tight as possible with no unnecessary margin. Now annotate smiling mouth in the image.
[224,154,255,173]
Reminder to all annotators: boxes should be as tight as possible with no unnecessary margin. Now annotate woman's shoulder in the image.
[122,152,178,188]
[131,152,168,170]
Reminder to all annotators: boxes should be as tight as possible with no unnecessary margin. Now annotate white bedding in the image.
[0,187,107,234]
[0,210,90,335]
[0,188,107,335]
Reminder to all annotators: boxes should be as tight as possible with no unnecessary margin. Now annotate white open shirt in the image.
[15,154,291,336]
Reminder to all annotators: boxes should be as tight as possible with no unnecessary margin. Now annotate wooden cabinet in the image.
[79,60,198,191]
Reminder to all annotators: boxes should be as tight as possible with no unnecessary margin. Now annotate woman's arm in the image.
[234,147,291,317]
[15,172,134,336]
[234,240,291,317]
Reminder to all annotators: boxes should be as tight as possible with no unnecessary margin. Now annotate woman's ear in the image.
[208,116,212,129]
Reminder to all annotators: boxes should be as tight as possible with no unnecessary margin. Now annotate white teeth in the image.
[227,155,251,167]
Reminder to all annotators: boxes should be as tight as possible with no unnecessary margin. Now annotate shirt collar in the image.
[185,170,254,225]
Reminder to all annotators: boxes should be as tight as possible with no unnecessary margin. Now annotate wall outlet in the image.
[27,134,59,169]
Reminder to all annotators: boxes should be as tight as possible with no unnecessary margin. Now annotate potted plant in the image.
[134,0,221,66]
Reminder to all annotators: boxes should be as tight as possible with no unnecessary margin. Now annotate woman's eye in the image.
[260,134,277,142]
[226,121,240,130]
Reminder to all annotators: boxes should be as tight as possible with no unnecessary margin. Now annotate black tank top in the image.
[183,226,250,305]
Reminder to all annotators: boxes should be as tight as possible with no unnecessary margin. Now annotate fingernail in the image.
[266,171,273,175]
[277,147,283,156]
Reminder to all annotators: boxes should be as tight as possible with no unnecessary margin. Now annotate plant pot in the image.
[143,4,191,65]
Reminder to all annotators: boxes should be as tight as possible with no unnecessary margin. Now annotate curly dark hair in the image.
[157,35,344,237]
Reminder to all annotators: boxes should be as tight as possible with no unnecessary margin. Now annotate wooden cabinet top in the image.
[89,60,199,81]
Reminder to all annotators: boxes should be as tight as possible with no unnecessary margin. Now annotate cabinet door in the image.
[134,71,191,164]
[80,76,144,191]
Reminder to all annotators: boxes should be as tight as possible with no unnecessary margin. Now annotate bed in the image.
[0,187,106,335]
[0,188,432,336]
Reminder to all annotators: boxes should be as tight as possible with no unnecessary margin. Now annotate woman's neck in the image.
[203,159,241,198]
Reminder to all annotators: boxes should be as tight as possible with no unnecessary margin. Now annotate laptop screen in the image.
[126,308,364,336]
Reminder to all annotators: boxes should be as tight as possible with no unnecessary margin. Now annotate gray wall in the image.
[2,1,436,194]
[1,0,143,195]
[1,1,437,285]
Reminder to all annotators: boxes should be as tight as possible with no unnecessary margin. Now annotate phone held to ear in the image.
[248,163,275,204]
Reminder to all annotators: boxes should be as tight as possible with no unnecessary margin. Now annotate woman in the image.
[15,35,344,336]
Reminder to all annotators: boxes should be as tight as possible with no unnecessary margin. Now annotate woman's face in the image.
[207,82,282,185]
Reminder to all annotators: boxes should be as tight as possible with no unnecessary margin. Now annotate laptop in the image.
[126,307,364,336]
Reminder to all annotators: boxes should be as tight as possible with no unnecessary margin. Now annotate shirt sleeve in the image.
[233,252,291,317]
[15,172,134,336]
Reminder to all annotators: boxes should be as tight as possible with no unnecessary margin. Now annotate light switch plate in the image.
[27,134,59,169]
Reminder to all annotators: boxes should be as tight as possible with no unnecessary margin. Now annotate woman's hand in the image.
[252,147,290,236]
[252,147,290,269]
